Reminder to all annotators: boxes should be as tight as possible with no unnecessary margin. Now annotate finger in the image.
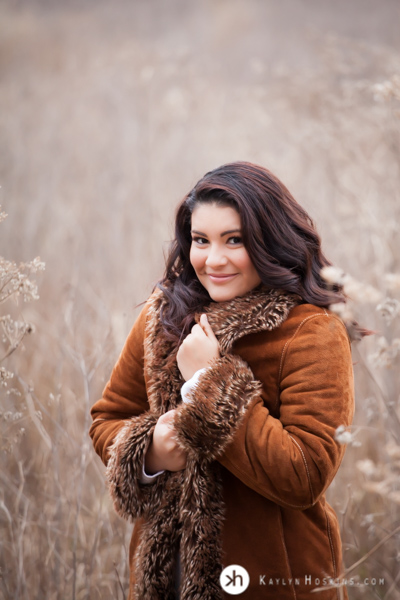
[200,313,218,340]
[190,323,204,336]
[159,410,176,424]
[180,331,194,346]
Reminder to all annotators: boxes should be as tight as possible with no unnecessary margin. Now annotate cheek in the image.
[235,251,260,284]
[234,250,255,275]
[190,246,203,272]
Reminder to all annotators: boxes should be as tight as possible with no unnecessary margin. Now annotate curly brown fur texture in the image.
[105,285,301,599]
[174,354,263,461]
[198,287,301,354]
[133,473,183,599]
[143,287,186,413]
[106,411,166,519]
[178,459,226,600]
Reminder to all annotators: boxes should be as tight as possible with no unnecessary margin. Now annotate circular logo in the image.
[220,564,250,595]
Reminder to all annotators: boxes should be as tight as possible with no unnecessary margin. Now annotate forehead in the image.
[191,203,241,231]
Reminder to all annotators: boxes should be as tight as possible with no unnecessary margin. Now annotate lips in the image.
[207,273,238,283]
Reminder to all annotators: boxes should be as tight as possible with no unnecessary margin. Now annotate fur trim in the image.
[198,287,301,354]
[106,411,165,520]
[143,288,185,413]
[178,459,225,600]
[174,354,263,461]
[105,285,301,599]
[133,472,183,600]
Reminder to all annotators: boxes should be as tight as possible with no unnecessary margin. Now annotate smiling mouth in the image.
[207,273,238,282]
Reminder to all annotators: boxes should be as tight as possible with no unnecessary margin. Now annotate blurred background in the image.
[1,0,399,598]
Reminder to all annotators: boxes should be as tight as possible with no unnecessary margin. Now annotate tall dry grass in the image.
[0,2,399,598]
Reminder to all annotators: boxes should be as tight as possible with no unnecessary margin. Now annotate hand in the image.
[176,314,220,381]
[144,409,187,473]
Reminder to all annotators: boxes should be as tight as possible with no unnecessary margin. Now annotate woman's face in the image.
[190,203,262,302]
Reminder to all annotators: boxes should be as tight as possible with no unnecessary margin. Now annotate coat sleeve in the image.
[89,300,165,520]
[173,313,354,510]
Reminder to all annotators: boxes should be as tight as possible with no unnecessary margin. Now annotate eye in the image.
[227,236,243,245]
[191,236,208,245]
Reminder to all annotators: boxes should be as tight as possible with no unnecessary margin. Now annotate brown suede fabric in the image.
[89,286,354,600]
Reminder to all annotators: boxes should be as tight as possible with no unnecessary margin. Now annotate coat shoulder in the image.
[279,303,351,345]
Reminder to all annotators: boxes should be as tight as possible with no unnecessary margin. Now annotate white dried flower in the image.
[0,367,13,386]
[322,267,382,304]
[373,82,393,101]
[11,412,23,421]
[363,480,391,495]
[356,459,376,477]
[320,266,346,285]
[377,298,400,323]
[48,392,61,405]
[384,273,400,291]
[6,388,21,397]
[0,250,45,305]
[342,277,382,304]
[2,411,14,421]
[329,302,354,322]
[361,514,373,525]
[334,425,361,446]
[364,396,379,424]
[27,257,46,273]
[373,74,400,102]
[368,336,400,368]
[0,315,33,347]
[335,429,352,444]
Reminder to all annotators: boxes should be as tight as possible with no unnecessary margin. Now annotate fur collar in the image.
[196,286,302,354]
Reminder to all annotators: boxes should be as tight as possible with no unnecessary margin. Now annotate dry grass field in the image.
[0,1,400,598]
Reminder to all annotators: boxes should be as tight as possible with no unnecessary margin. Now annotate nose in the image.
[205,244,228,268]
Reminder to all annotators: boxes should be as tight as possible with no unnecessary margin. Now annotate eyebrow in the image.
[191,229,242,237]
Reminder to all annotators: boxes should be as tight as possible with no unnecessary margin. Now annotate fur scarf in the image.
[106,285,300,599]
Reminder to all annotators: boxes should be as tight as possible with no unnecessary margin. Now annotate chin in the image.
[209,292,235,302]
[205,286,243,303]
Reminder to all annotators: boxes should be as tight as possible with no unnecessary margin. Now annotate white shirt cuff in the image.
[180,367,208,404]
[140,460,165,484]
[140,367,210,483]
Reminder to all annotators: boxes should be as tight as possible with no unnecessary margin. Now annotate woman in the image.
[89,162,354,600]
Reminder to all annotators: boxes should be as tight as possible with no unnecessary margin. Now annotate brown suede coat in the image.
[89,286,354,600]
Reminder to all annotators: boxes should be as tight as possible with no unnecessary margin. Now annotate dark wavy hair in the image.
[156,161,345,343]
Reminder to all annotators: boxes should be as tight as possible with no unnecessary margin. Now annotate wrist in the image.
[144,440,163,474]
[181,367,208,404]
